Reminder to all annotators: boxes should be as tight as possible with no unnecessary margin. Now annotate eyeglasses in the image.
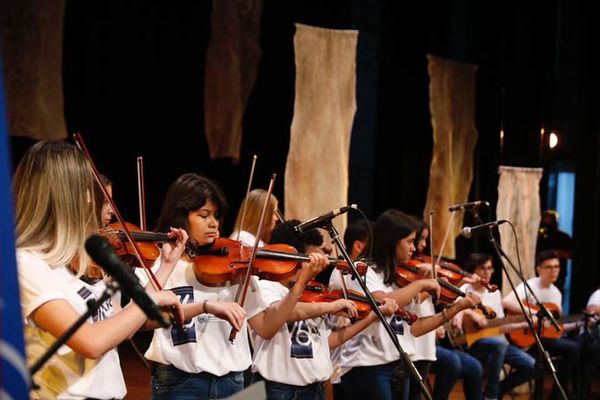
[476,266,495,272]
[539,265,560,270]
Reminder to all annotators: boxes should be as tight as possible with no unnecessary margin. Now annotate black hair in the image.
[536,250,558,267]
[464,253,493,273]
[155,173,228,232]
[370,209,418,285]
[270,219,323,253]
[343,219,372,251]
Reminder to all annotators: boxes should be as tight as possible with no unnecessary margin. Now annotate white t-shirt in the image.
[252,280,333,386]
[16,250,126,400]
[587,289,600,307]
[144,258,268,376]
[229,230,264,248]
[410,297,436,361]
[503,277,562,312]
[461,283,505,318]
[329,266,414,368]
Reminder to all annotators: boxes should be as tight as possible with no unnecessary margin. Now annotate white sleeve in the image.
[243,277,270,319]
[348,267,387,294]
[16,251,67,319]
[135,258,161,288]
[503,281,525,304]
[588,289,600,307]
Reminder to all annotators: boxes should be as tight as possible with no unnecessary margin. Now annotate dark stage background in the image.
[9,0,600,311]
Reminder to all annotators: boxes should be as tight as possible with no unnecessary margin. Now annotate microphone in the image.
[448,200,490,212]
[293,204,358,234]
[84,235,170,327]
[460,220,508,238]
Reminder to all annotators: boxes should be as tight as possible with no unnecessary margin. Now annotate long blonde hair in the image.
[232,189,278,242]
[13,141,97,273]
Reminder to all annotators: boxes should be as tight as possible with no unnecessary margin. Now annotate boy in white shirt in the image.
[502,250,581,398]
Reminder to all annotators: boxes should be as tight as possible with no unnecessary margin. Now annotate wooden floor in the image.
[119,335,600,399]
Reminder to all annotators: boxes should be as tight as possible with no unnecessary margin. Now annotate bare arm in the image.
[410,293,481,337]
[288,300,357,322]
[32,291,182,359]
[328,298,398,349]
[249,253,329,339]
[376,279,440,308]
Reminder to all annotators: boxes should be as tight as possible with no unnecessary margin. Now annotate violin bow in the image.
[73,133,162,292]
[433,209,457,271]
[136,156,147,231]
[235,154,258,242]
[229,174,277,343]
[275,208,286,224]
[428,211,438,304]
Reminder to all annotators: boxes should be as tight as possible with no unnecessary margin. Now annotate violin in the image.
[72,221,178,282]
[187,237,368,286]
[395,263,497,320]
[300,280,418,324]
[408,254,498,293]
[99,221,178,269]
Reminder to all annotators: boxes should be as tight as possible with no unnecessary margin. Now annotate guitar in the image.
[445,314,527,348]
[505,302,583,349]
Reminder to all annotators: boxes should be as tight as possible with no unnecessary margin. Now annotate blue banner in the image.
[0,56,29,399]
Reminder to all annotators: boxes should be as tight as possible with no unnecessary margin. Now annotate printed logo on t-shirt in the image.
[77,286,112,322]
[287,320,320,359]
[390,316,404,335]
[169,286,197,346]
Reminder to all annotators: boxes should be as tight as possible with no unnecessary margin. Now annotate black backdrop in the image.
[8,0,600,311]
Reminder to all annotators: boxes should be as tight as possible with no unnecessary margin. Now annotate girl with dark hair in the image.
[145,173,330,399]
[330,209,481,400]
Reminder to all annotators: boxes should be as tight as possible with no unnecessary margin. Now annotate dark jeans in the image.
[401,360,433,400]
[340,360,402,400]
[469,338,535,398]
[264,380,325,400]
[151,363,244,400]
[534,337,581,396]
[431,346,483,400]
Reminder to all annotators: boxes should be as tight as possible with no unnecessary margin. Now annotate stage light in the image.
[549,132,558,149]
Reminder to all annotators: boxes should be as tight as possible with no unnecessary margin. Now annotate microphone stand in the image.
[470,210,567,400]
[29,281,119,377]
[322,220,432,400]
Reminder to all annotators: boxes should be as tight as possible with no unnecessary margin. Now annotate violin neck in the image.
[118,231,173,243]
[256,249,339,266]
[437,278,465,297]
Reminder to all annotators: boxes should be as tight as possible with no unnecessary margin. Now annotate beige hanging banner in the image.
[497,166,543,296]
[204,0,263,162]
[0,0,67,140]
[284,24,358,235]
[424,54,479,259]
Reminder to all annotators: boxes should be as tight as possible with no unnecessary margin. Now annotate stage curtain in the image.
[424,54,478,259]
[284,24,358,236]
[497,166,543,296]
[0,0,66,140]
[204,0,263,162]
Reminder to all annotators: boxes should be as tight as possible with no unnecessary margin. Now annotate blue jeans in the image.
[151,363,244,400]
[265,380,325,400]
[340,360,401,400]
[536,337,581,396]
[432,346,483,400]
[500,344,535,397]
[469,337,509,398]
